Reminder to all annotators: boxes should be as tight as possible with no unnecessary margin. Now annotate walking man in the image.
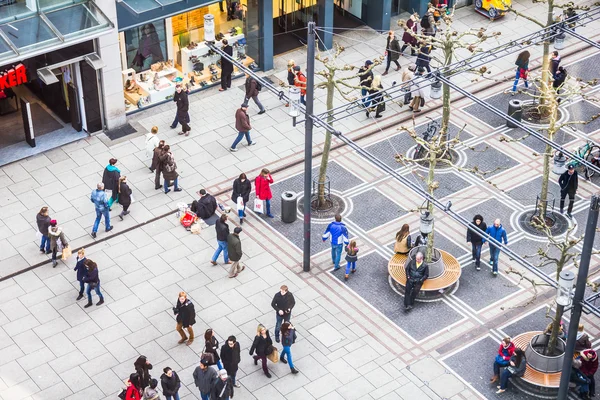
[211,370,234,400]
[358,60,374,108]
[193,359,217,400]
[172,84,191,136]
[219,39,233,91]
[170,85,190,129]
[271,285,296,343]
[211,214,230,266]
[322,214,349,270]
[227,227,245,278]
[293,65,307,105]
[483,219,508,276]
[242,74,265,114]
[220,336,241,388]
[466,214,487,271]
[559,164,578,218]
[230,104,257,152]
[90,183,113,238]
[382,30,401,76]
[404,251,429,311]
[550,50,561,79]
[152,140,165,190]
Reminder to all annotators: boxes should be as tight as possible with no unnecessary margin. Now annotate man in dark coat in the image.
[271,285,295,343]
[227,227,245,278]
[230,105,256,151]
[404,251,429,311]
[220,336,241,388]
[550,51,561,79]
[358,60,374,108]
[211,214,230,265]
[191,189,217,220]
[117,177,133,220]
[193,360,217,400]
[243,74,265,114]
[219,39,233,91]
[559,164,578,218]
[152,140,165,190]
[160,367,181,400]
[172,85,191,136]
[211,369,234,400]
[383,31,401,75]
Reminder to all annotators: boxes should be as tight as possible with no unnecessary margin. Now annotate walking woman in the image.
[344,240,359,281]
[383,30,401,76]
[74,248,88,300]
[102,158,121,209]
[511,51,530,94]
[496,348,526,394]
[366,75,384,118]
[400,14,418,56]
[280,322,299,374]
[231,173,251,224]
[205,329,224,370]
[83,259,104,308]
[394,224,412,254]
[466,215,487,271]
[48,219,67,268]
[36,206,51,254]
[145,126,160,171]
[160,145,183,194]
[249,324,273,378]
[118,176,133,221]
[125,373,142,400]
[255,168,274,218]
[174,291,196,345]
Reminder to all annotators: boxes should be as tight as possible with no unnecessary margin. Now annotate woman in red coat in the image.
[125,373,142,400]
[255,168,274,218]
[581,349,598,397]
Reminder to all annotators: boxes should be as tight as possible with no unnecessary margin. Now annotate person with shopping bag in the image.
[102,158,121,209]
[231,173,251,224]
[249,324,274,378]
[254,168,274,218]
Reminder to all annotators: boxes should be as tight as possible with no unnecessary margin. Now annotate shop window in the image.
[123,21,167,73]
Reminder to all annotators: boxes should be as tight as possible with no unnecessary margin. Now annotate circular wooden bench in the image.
[512,331,561,388]
[388,251,461,300]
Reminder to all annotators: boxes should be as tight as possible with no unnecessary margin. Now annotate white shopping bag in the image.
[130,195,135,203]
[236,196,244,211]
[253,198,264,214]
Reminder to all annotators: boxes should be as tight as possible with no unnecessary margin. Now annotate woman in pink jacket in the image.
[255,168,274,218]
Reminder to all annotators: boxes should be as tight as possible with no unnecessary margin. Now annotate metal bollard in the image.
[506,99,523,128]
[281,191,298,223]
[430,80,442,99]
[554,33,566,50]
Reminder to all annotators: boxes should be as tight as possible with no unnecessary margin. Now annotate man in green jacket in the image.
[227,227,245,278]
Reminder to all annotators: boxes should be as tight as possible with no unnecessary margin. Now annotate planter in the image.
[525,334,566,373]
[407,246,445,279]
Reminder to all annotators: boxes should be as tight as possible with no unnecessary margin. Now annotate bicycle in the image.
[413,117,440,159]
[566,140,600,179]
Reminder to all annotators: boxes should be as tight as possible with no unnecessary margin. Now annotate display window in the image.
[120,1,257,114]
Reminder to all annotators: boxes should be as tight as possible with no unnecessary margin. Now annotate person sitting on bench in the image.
[191,189,217,220]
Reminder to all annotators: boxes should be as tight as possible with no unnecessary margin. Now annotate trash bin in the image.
[507,99,523,128]
[281,191,298,223]
[430,80,442,99]
[554,33,566,50]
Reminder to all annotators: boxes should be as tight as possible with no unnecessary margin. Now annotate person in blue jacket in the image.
[483,218,508,276]
[74,248,88,301]
[322,214,349,271]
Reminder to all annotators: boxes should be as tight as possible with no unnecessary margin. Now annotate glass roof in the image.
[120,0,182,14]
[0,1,111,65]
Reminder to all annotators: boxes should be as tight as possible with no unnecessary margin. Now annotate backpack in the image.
[420,14,430,29]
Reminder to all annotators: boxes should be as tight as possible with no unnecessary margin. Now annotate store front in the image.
[117,0,264,114]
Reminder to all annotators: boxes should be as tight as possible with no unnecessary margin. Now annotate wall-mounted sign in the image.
[0,64,27,90]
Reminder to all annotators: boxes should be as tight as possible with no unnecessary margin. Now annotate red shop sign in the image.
[0,64,27,90]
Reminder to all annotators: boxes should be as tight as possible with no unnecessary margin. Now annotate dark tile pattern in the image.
[364,132,418,170]
[506,175,583,208]
[462,143,519,178]
[502,128,576,155]
[463,91,530,129]
[565,100,600,134]
[348,189,408,232]
[506,237,565,273]
[404,170,472,200]
[565,53,600,87]
[500,306,552,338]
[459,198,517,235]
[331,251,465,340]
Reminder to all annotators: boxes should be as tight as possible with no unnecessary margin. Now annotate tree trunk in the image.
[547,254,566,355]
[439,46,453,146]
[538,84,559,219]
[317,81,335,208]
[425,148,437,263]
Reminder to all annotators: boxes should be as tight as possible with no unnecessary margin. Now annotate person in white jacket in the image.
[409,67,430,112]
[145,126,160,170]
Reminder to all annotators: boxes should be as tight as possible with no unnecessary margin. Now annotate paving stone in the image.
[308,322,345,347]
[305,373,342,398]
[427,372,465,399]
[348,188,408,232]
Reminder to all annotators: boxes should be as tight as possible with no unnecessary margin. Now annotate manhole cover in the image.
[517,209,570,237]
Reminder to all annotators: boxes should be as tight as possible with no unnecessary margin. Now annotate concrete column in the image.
[259,0,273,71]
[317,0,333,50]
[408,0,429,17]
[366,0,392,32]
[93,0,127,130]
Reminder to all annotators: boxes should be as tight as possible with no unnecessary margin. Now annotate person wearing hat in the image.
[219,39,233,92]
[211,369,234,400]
[230,104,257,152]
[48,219,67,268]
[358,60,374,109]
[293,65,307,105]
[559,164,578,218]
[227,227,245,278]
[193,359,218,400]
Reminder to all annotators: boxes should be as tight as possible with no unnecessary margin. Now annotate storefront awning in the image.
[117,0,214,31]
[0,1,113,66]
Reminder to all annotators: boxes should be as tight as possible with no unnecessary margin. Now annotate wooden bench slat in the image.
[388,251,461,291]
[513,331,561,388]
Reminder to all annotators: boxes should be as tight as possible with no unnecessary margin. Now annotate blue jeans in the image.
[217,360,223,370]
[86,283,104,303]
[231,131,252,149]
[164,177,179,192]
[265,199,272,216]
[471,243,482,267]
[345,261,356,274]
[165,394,181,400]
[200,393,210,400]
[171,112,190,128]
[499,368,513,389]
[40,235,50,252]
[78,280,85,296]
[238,203,246,220]
[361,88,371,107]
[92,207,111,233]
[490,246,501,272]
[230,371,237,386]
[494,359,509,375]
[512,69,529,92]
[331,244,343,269]
[212,240,229,263]
[300,94,306,105]
[275,312,291,340]
[281,346,294,368]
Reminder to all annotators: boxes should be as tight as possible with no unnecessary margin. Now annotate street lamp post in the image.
[303,22,316,272]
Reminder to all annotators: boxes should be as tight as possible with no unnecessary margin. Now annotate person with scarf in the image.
[102,158,121,209]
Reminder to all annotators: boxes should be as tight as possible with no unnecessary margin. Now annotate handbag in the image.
[267,345,279,363]
[118,389,126,400]
[519,68,528,79]
[201,346,216,365]
[253,198,264,214]
[236,196,245,211]
[61,246,72,260]
[495,354,507,364]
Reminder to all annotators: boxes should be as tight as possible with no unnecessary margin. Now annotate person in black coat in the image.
[192,189,218,220]
[83,259,104,308]
[173,85,191,136]
[211,369,234,400]
[553,66,567,101]
[366,75,384,119]
[134,355,153,389]
[174,291,196,345]
[152,140,165,190]
[219,39,233,91]
[220,336,241,388]
[74,248,88,301]
[231,173,251,224]
[466,214,487,271]
[404,251,429,311]
[271,285,295,343]
[205,329,223,370]
[415,43,432,74]
[101,158,120,209]
[160,367,181,400]
[211,214,230,265]
[358,60,374,109]
[118,176,133,221]
[559,164,578,218]
[249,324,273,378]
[383,30,401,75]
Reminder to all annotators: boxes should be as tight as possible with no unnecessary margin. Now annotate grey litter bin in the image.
[281,191,298,223]
[507,99,523,128]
